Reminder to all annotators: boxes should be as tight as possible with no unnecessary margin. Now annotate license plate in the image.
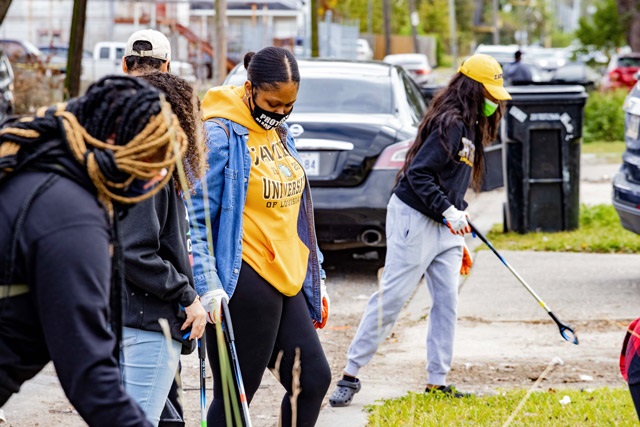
[627,114,640,140]
[298,152,320,176]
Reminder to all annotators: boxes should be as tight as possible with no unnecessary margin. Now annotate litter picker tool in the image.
[221,299,253,427]
[468,221,579,345]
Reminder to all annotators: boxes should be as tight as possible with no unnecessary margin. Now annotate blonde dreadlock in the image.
[0,76,188,220]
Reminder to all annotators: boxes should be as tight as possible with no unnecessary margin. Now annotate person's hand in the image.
[460,243,473,275]
[442,206,472,235]
[182,296,207,340]
[313,280,330,329]
[200,288,229,324]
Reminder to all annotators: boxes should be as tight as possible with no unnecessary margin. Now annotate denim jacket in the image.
[190,118,325,322]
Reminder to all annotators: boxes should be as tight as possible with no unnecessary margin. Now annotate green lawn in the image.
[367,387,637,426]
[484,204,640,254]
[582,140,626,155]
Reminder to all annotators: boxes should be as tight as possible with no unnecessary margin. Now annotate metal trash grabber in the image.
[468,221,579,345]
[221,299,253,427]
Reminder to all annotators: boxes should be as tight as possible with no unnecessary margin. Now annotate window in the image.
[400,71,427,125]
[99,47,110,59]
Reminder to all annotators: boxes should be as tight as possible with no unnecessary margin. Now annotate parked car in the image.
[474,44,520,68]
[0,50,14,121]
[224,59,427,251]
[356,38,374,61]
[38,44,93,74]
[0,39,58,75]
[383,53,434,86]
[601,53,640,91]
[525,47,569,72]
[612,82,640,235]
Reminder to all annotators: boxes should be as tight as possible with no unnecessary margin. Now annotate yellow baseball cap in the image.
[458,54,511,101]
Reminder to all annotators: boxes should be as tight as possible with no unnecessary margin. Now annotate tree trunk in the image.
[616,0,640,51]
[65,0,87,99]
[311,0,319,57]
[0,0,12,26]
[383,0,391,55]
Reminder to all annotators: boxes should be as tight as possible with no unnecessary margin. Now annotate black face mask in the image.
[249,89,292,131]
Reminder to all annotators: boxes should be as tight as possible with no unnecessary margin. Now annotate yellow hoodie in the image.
[200,85,309,296]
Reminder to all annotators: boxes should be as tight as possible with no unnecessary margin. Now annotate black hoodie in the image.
[0,149,151,427]
[119,177,198,353]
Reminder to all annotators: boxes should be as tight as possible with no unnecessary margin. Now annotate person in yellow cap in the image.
[329,53,511,406]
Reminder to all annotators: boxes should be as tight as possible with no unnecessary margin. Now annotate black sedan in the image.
[613,82,640,235]
[225,59,427,251]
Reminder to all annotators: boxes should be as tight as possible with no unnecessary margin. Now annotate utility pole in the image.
[383,0,391,55]
[408,0,419,53]
[65,0,87,99]
[311,0,319,57]
[214,0,227,84]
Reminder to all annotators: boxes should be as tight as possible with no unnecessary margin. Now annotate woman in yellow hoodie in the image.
[190,46,331,426]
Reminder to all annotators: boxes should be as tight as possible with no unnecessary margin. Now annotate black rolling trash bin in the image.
[502,85,588,233]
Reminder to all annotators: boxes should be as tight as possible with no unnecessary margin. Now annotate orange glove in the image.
[460,244,473,275]
[313,281,330,329]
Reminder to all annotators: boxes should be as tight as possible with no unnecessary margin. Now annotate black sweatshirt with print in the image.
[394,119,476,222]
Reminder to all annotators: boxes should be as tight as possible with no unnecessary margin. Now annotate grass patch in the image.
[366,387,637,426]
[485,204,640,254]
[582,140,626,156]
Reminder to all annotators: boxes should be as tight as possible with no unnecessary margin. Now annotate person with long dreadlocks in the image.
[190,46,331,426]
[328,54,511,406]
[0,75,187,427]
[118,71,208,426]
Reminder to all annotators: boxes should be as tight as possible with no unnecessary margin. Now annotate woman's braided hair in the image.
[139,71,207,193]
[0,75,188,218]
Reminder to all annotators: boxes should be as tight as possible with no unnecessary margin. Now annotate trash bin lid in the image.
[505,85,588,103]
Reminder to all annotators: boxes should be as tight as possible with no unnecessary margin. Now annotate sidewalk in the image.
[316,156,633,427]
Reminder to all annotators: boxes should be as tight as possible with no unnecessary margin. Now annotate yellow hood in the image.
[200,85,266,133]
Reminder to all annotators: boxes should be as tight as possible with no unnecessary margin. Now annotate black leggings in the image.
[206,261,331,427]
[631,383,640,420]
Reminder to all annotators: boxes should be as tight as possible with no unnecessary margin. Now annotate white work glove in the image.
[313,280,330,329]
[200,288,229,324]
[442,205,472,235]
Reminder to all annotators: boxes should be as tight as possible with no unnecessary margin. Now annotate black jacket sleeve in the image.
[119,184,197,308]
[34,224,152,427]
[405,121,465,216]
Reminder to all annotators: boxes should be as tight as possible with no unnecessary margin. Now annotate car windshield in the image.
[619,57,640,67]
[294,75,393,114]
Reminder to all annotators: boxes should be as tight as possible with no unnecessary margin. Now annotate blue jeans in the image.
[120,327,182,426]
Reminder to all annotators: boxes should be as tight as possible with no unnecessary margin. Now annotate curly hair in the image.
[139,72,208,192]
[399,73,504,190]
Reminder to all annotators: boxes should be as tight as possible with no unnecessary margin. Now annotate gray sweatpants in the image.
[344,194,463,386]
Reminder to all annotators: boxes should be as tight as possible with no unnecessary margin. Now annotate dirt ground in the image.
[1,253,629,427]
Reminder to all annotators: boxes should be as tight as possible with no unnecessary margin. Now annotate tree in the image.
[65,0,87,99]
[575,0,626,52]
[616,0,640,51]
[0,0,13,25]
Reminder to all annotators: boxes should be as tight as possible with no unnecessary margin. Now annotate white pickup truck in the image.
[82,41,195,83]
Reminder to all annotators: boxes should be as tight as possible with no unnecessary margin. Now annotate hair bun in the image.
[243,52,255,70]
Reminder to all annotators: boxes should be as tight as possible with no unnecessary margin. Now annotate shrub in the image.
[13,67,65,114]
[583,89,627,142]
